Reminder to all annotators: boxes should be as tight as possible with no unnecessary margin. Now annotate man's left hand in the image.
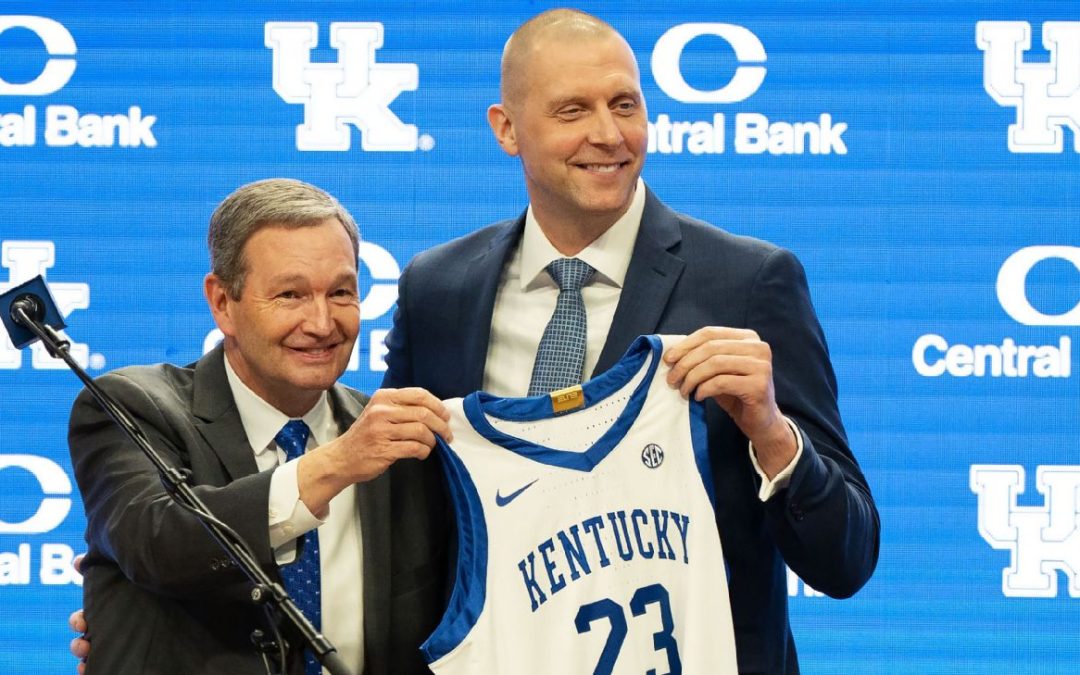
[663,327,797,478]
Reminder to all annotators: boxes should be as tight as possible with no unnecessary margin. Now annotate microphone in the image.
[0,275,68,350]
[11,293,43,323]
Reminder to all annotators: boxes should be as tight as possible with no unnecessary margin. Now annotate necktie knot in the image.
[275,420,310,462]
[547,257,595,293]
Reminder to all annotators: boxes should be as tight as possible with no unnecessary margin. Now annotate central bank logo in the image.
[647,23,846,156]
[0,16,76,95]
[0,454,71,534]
[971,464,1080,598]
[651,23,766,103]
[977,21,1080,153]
[0,241,92,370]
[0,15,157,148]
[265,22,430,152]
[912,245,1075,378]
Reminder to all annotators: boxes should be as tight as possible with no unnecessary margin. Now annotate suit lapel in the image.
[327,386,393,669]
[191,345,260,480]
[454,215,526,392]
[596,189,686,373]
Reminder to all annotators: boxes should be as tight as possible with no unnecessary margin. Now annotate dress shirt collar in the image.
[520,177,646,291]
[222,351,333,457]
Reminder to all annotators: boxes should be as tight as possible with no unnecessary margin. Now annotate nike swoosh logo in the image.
[495,479,539,507]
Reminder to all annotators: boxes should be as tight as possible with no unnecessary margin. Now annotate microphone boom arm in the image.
[9,301,351,675]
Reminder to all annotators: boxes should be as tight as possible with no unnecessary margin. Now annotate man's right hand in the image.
[69,608,88,674]
[297,387,452,516]
[69,553,88,674]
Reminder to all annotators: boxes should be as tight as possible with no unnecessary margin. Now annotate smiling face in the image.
[489,30,648,243]
[205,218,360,417]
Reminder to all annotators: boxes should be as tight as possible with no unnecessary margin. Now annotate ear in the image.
[487,103,519,157]
[204,273,236,338]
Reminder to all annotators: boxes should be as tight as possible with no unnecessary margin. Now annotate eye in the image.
[556,106,587,121]
[613,99,638,115]
[331,287,358,303]
[277,290,300,300]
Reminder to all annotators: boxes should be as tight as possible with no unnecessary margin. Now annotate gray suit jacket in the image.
[70,346,448,674]
[384,188,880,674]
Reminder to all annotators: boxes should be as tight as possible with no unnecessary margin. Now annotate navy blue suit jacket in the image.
[383,189,879,674]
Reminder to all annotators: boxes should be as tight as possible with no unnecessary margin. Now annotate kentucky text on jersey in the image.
[518,507,691,611]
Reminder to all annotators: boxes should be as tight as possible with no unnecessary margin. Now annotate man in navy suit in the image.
[383,9,879,674]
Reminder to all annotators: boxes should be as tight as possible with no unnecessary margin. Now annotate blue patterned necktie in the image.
[528,257,596,396]
[274,419,322,675]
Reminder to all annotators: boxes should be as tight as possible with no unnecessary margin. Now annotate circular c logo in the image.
[996,246,1080,325]
[0,16,77,96]
[0,454,72,534]
[651,23,766,103]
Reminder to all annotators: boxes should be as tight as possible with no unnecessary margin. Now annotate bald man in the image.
[384,9,879,674]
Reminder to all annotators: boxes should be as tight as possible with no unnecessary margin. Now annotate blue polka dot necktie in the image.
[274,419,322,675]
[528,257,596,396]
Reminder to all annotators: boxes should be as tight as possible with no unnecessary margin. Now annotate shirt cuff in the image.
[749,416,804,502]
[268,458,325,559]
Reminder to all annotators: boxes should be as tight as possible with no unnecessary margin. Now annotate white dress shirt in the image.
[224,356,364,674]
[484,178,799,499]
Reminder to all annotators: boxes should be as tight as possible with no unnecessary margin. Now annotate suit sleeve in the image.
[748,247,880,598]
[382,258,414,390]
[69,371,278,599]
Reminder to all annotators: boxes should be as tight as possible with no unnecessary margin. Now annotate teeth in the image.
[585,164,619,173]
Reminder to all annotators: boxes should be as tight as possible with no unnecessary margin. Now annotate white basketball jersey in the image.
[422,335,738,675]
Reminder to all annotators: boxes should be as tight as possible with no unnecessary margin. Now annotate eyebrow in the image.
[266,271,358,287]
[548,88,641,110]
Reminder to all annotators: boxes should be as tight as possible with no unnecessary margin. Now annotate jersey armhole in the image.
[420,438,489,663]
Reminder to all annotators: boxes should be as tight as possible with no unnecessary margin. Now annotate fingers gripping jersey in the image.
[422,335,738,674]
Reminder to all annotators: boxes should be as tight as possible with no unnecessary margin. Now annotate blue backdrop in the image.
[1,2,1077,673]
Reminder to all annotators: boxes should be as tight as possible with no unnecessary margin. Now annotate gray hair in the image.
[207,178,360,298]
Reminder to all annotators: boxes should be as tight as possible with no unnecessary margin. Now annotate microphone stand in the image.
[12,305,351,675]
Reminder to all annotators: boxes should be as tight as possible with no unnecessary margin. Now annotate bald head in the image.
[500,9,633,111]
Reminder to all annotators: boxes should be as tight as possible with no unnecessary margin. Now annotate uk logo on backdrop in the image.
[971,465,1080,598]
[977,21,1080,153]
[265,21,432,152]
[0,241,93,370]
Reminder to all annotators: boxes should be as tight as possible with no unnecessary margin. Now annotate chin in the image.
[290,367,346,392]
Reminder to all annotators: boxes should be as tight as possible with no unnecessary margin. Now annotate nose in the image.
[588,107,624,148]
[302,297,334,336]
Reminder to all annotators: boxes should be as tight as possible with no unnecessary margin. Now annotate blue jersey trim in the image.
[689,399,717,511]
[420,437,489,663]
[689,396,729,582]
[461,335,662,472]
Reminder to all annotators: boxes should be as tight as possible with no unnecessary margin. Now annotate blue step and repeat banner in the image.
[1,1,1077,672]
